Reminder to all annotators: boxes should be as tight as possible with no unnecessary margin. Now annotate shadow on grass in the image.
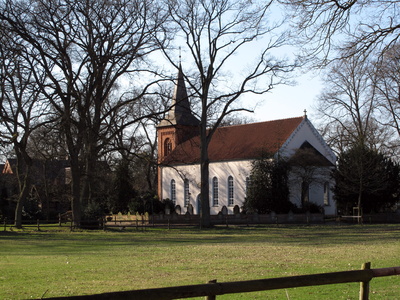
[1,224,399,255]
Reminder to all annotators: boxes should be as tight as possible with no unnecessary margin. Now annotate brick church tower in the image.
[157,65,200,197]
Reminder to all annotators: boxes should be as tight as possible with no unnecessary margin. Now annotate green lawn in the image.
[0,224,399,299]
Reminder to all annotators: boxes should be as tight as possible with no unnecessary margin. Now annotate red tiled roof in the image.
[162,116,304,164]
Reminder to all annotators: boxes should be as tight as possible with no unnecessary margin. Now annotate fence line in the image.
[42,263,400,300]
[4,210,399,231]
[2,216,74,231]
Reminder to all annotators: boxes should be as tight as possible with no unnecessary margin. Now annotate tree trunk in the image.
[14,148,32,229]
[357,153,364,224]
[200,159,211,228]
[200,122,211,228]
[14,179,30,229]
[357,182,363,224]
[70,156,82,228]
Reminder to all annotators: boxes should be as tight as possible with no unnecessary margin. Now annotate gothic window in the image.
[228,176,234,206]
[212,177,219,206]
[164,138,172,157]
[170,179,176,205]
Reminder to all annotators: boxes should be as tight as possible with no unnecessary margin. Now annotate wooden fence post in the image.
[37,219,40,231]
[58,213,62,227]
[3,218,6,231]
[205,279,217,300]
[360,262,371,300]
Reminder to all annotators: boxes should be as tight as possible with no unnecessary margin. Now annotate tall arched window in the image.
[245,176,251,194]
[164,138,172,157]
[212,177,219,206]
[228,176,234,206]
[170,179,176,205]
[184,179,190,207]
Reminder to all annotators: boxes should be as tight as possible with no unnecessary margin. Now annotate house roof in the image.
[162,116,305,164]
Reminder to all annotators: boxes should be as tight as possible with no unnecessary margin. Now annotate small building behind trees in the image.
[0,159,71,219]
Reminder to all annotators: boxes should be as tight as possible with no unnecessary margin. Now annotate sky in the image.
[239,72,323,123]
[253,74,323,122]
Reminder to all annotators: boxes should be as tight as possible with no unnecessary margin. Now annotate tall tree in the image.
[315,55,393,155]
[373,43,400,156]
[162,0,296,227]
[0,28,52,228]
[333,144,400,216]
[281,0,400,64]
[0,0,171,226]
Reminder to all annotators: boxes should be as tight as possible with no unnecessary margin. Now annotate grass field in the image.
[0,224,399,299]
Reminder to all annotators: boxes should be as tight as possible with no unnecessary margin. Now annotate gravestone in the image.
[288,210,294,221]
[221,206,228,215]
[187,204,194,215]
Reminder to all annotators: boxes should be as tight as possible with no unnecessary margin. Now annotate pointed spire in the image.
[158,64,200,127]
[172,64,190,112]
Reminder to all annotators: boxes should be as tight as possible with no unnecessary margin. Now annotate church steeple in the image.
[158,64,200,127]
[156,65,200,199]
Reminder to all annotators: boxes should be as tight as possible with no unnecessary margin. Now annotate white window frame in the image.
[184,179,190,207]
[170,179,176,204]
[228,176,234,206]
[212,177,219,206]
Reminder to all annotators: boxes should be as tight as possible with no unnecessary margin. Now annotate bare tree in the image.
[315,54,399,220]
[0,0,171,226]
[315,55,393,153]
[281,0,400,64]
[162,0,296,227]
[0,28,53,228]
[373,43,400,154]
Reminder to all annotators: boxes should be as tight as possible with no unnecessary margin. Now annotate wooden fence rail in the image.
[42,263,400,300]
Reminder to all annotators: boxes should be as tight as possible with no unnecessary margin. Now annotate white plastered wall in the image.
[160,160,252,215]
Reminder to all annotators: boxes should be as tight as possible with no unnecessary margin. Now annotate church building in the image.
[157,66,337,216]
